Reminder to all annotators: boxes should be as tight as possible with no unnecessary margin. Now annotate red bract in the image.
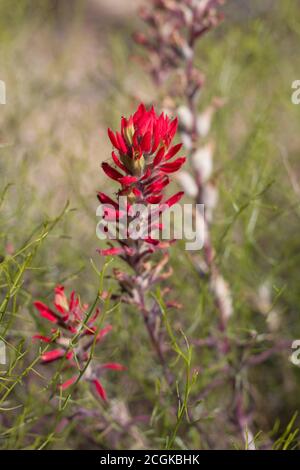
[33,285,124,400]
[96,106,185,378]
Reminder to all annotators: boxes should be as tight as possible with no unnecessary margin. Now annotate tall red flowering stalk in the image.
[99,102,185,250]
[33,285,124,400]
[97,103,185,379]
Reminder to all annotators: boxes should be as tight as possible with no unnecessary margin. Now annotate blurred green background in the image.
[0,0,300,449]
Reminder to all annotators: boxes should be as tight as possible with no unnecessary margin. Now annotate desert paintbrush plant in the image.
[97,103,186,382]
[33,285,124,400]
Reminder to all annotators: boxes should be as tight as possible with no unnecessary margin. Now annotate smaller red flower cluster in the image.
[33,285,124,400]
[98,103,185,255]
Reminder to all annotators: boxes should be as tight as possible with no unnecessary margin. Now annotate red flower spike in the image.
[98,103,186,256]
[33,286,124,400]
